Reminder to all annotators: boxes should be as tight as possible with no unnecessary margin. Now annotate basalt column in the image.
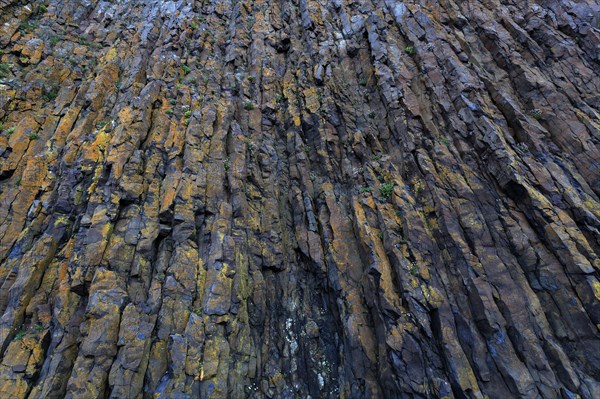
[0,1,599,398]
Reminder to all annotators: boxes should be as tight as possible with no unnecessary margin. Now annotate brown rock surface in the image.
[0,0,599,398]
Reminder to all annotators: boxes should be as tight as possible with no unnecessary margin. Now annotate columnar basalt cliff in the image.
[0,0,598,398]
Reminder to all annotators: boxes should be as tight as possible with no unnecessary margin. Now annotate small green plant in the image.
[409,262,419,276]
[20,20,38,33]
[404,46,414,55]
[359,186,372,194]
[6,126,15,135]
[190,21,199,30]
[29,133,39,140]
[77,34,91,46]
[529,109,542,120]
[16,177,22,186]
[359,77,368,86]
[0,63,10,78]
[368,111,376,119]
[439,136,450,146]
[244,101,255,111]
[165,109,174,116]
[516,142,529,154]
[49,35,62,46]
[169,98,177,106]
[247,75,255,83]
[183,110,192,118]
[224,158,231,171]
[380,182,394,200]
[275,93,283,103]
[42,86,59,102]
[13,330,26,341]
[182,64,191,74]
[377,231,384,240]
[191,306,202,316]
[33,324,44,333]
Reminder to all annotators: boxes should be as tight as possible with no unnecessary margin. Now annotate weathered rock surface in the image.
[0,0,599,398]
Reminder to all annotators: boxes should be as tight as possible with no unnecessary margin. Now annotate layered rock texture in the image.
[0,0,599,398]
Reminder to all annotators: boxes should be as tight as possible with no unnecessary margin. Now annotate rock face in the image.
[0,0,599,398]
